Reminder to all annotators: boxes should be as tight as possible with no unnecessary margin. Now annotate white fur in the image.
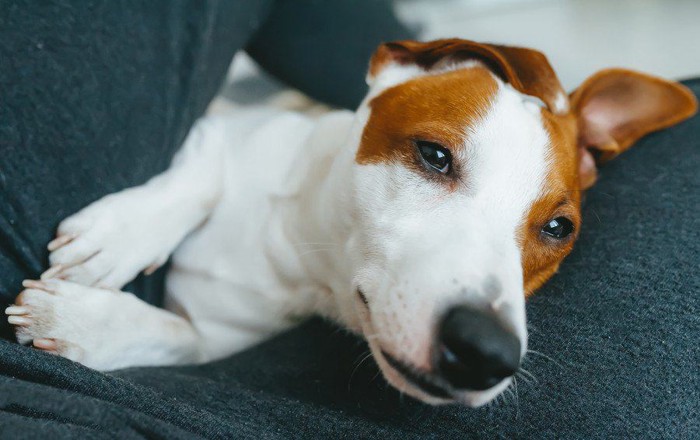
[8,63,551,407]
[552,91,570,115]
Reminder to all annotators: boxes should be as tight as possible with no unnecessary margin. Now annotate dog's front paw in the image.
[6,279,124,369]
[45,187,177,289]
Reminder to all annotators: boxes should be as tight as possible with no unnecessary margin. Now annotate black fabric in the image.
[1,81,698,438]
[246,0,414,109]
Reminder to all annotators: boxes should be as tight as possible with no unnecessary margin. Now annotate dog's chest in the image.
[167,108,353,312]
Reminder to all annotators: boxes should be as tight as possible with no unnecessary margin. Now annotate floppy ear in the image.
[571,68,698,189]
[368,39,569,114]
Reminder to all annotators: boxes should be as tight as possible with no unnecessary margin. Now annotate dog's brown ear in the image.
[571,68,698,189]
[368,39,568,114]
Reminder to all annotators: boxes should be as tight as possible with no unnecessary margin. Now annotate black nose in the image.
[436,306,521,391]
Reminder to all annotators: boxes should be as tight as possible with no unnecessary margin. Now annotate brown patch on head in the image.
[357,66,499,185]
[519,110,581,295]
[368,39,568,114]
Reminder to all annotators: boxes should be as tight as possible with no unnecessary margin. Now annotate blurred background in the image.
[217,0,700,111]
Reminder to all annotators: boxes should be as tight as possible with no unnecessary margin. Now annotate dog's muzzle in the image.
[381,305,521,399]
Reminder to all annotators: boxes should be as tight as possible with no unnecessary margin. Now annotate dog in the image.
[7,39,697,407]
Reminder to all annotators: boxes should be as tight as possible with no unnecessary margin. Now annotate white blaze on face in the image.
[351,77,551,404]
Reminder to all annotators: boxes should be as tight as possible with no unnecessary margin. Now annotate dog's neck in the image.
[269,107,370,330]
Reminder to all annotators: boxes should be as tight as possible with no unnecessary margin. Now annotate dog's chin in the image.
[370,347,452,405]
[455,379,512,407]
[355,302,510,407]
[369,345,511,408]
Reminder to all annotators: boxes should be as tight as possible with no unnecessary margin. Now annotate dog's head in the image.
[346,39,697,406]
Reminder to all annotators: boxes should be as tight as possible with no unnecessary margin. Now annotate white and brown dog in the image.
[7,39,697,407]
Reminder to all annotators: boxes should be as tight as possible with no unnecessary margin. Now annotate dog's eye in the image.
[541,217,575,239]
[417,141,451,174]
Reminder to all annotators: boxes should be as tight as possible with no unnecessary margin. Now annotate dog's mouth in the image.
[356,287,512,406]
[357,287,455,402]
[379,350,453,400]
[378,349,513,407]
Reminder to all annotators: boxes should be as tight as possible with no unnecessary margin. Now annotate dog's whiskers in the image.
[526,349,565,370]
[350,349,371,368]
[504,386,514,401]
[348,350,374,391]
[518,367,538,384]
[514,372,534,387]
[513,377,521,420]
[492,393,500,408]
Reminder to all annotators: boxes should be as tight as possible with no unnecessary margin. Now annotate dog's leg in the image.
[45,117,227,289]
[7,279,203,369]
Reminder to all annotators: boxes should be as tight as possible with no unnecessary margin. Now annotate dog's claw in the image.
[48,234,75,252]
[8,315,31,326]
[5,306,29,315]
[33,338,58,351]
[40,265,64,280]
[144,261,163,276]
[22,279,52,291]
